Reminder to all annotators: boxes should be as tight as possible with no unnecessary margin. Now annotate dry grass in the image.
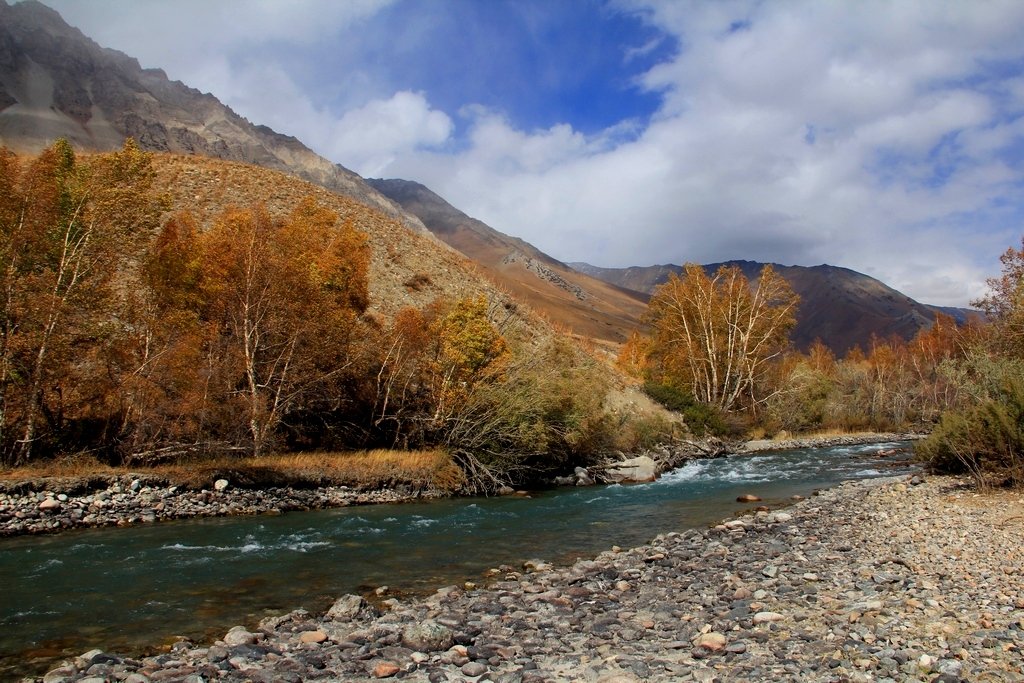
[0,449,466,493]
[791,428,889,440]
[0,452,121,481]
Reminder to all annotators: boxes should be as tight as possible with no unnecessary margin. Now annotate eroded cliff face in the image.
[0,0,428,234]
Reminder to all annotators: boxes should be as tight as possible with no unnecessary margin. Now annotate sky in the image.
[42,0,1024,307]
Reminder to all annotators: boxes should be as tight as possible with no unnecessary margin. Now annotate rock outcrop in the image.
[0,0,427,235]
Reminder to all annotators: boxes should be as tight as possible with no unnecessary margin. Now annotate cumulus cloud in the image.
[381,1,1024,307]
[329,92,453,177]
[39,0,1024,307]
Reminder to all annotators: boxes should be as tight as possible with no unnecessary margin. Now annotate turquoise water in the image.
[0,441,914,676]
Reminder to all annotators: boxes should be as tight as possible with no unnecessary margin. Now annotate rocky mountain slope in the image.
[0,0,980,356]
[367,178,648,344]
[0,0,425,233]
[149,155,503,324]
[572,260,979,355]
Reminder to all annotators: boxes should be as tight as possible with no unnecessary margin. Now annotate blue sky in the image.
[43,0,1024,307]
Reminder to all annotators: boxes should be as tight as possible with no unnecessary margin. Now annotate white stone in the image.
[223,625,257,646]
[604,456,657,483]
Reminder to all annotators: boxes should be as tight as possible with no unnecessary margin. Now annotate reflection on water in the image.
[0,441,915,677]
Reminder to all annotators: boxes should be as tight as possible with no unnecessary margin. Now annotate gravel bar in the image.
[34,474,1024,682]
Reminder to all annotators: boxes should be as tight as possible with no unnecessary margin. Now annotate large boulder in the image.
[326,594,367,621]
[401,620,453,652]
[604,456,657,483]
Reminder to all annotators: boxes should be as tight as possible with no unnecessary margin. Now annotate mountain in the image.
[367,178,648,344]
[0,0,980,356]
[0,0,426,234]
[0,0,646,345]
[571,260,979,356]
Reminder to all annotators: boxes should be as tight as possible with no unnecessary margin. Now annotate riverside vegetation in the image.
[2,140,1024,493]
[4,142,1024,682]
[0,141,640,493]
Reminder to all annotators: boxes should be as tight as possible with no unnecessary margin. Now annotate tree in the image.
[132,198,371,459]
[116,211,213,458]
[644,263,799,412]
[0,140,162,463]
[973,238,1024,357]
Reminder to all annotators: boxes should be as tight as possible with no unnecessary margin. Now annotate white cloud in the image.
[381,1,1024,307]
[36,0,1024,307]
[329,92,453,177]
[45,0,391,80]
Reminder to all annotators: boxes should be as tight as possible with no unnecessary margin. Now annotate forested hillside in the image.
[0,142,661,490]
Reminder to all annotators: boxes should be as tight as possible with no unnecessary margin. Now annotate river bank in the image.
[33,473,1023,682]
[0,432,919,538]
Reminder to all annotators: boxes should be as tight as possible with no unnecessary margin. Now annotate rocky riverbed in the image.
[1,433,919,538]
[0,476,439,537]
[33,474,1024,682]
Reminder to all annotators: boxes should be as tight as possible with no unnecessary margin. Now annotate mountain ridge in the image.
[0,0,429,235]
[571,260,979,355]
[367,177,649,344]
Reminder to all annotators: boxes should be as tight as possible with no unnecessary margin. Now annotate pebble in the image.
[30,473,1024,683]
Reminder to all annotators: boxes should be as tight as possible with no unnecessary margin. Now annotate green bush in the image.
[441,336,616,489]
[916,378,1024,487]
[642,382,729,436]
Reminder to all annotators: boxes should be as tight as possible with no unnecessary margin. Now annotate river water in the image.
[0,441,915,677]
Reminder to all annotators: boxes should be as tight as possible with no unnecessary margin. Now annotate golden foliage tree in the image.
[645,263,799,412]
[133,198,370,458]
[973,238,1024,357]
[0,140,162,463]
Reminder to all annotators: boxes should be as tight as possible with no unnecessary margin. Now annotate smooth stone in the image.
[223,625,257,646]
[753,611,785,624]
[299,630,328,644]
[214,479,230,492]
[695,632,728,651]
[736,494,762,503]
[373,661,400,678]
[461,661,488,676]
[402,620,453,652]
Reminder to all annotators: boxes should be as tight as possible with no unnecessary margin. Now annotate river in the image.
[0,440,915,677]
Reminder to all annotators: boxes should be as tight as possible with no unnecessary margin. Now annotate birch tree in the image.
[196,199,370,457]
[646,263,799,412]
[0,140,160,463]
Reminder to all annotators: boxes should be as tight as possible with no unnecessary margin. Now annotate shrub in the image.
[916,377,1024,487]
[642,382,729,436]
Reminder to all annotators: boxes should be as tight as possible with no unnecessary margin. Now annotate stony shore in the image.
[0,477,441,537]
[0,432,919,538]
[33,473,1024,682]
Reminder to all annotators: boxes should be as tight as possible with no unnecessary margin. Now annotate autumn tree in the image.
[116,211,213,457]
[429,295,508,421]
[615,330,650,377]
[644,263,799,412]
[0,140,162,464]
[135,198,370,458]
[973,238,1024,357]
